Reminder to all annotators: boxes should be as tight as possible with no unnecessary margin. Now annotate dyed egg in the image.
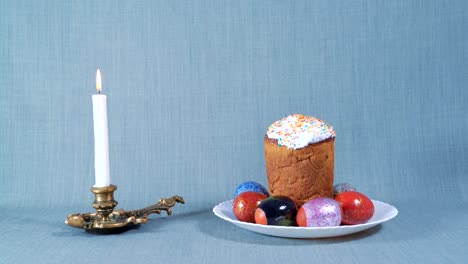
[333,182,357,196]
[233,191,268,223]
[335,191,374,225]
[254,196,297,226]
[296,198,342,227]
[234,181,269,197]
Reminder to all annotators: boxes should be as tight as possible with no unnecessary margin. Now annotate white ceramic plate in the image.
[213,199,398,238]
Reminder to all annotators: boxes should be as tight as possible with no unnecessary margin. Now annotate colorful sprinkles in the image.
[266,114,336,149]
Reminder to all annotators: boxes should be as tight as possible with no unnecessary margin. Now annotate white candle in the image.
[92,69,111,187]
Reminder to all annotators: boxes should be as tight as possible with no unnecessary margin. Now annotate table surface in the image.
[2,199,467,264]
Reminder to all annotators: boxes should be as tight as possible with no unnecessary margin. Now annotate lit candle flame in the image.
[96,69,102,93]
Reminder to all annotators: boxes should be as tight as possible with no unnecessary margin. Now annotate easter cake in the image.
[264,114,335,206]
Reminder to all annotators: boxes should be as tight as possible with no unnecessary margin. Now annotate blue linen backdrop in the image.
[0,1,466,263]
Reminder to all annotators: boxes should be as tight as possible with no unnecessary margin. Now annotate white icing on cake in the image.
[266,114,336,149]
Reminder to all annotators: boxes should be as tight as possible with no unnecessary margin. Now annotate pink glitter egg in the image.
[297,198,342,227]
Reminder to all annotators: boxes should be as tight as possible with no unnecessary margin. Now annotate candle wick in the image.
[98,90,101,94]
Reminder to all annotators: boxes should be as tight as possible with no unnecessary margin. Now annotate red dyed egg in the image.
[334,191,375,225]
[254,208,268,225]
[233,191,268,223]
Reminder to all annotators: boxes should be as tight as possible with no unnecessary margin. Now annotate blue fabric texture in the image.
[0,1,467,263]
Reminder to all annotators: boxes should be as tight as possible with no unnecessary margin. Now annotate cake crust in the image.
[264,136,335,206]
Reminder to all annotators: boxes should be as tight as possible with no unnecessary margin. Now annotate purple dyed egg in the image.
[234,181,269,197]
[297,198,342,227]
[333,182,357,196]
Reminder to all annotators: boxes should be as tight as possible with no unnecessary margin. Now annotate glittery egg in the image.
[296,198,342,227]
[254,196,297,226]
[234,181,269,197]
[333,182,357,196]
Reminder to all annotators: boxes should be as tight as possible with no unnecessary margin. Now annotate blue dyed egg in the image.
[234,181,269,197]
[333,182,357,196]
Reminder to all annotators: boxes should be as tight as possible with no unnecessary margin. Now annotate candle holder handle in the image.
[127,195,185,220]
[65,185,184,234]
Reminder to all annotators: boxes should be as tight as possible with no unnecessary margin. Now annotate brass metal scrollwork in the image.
[65,185,184,233]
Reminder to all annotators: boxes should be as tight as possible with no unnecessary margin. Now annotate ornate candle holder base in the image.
[65,185,184,234]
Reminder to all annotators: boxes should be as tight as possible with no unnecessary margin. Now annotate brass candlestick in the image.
[66,185,184,234]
